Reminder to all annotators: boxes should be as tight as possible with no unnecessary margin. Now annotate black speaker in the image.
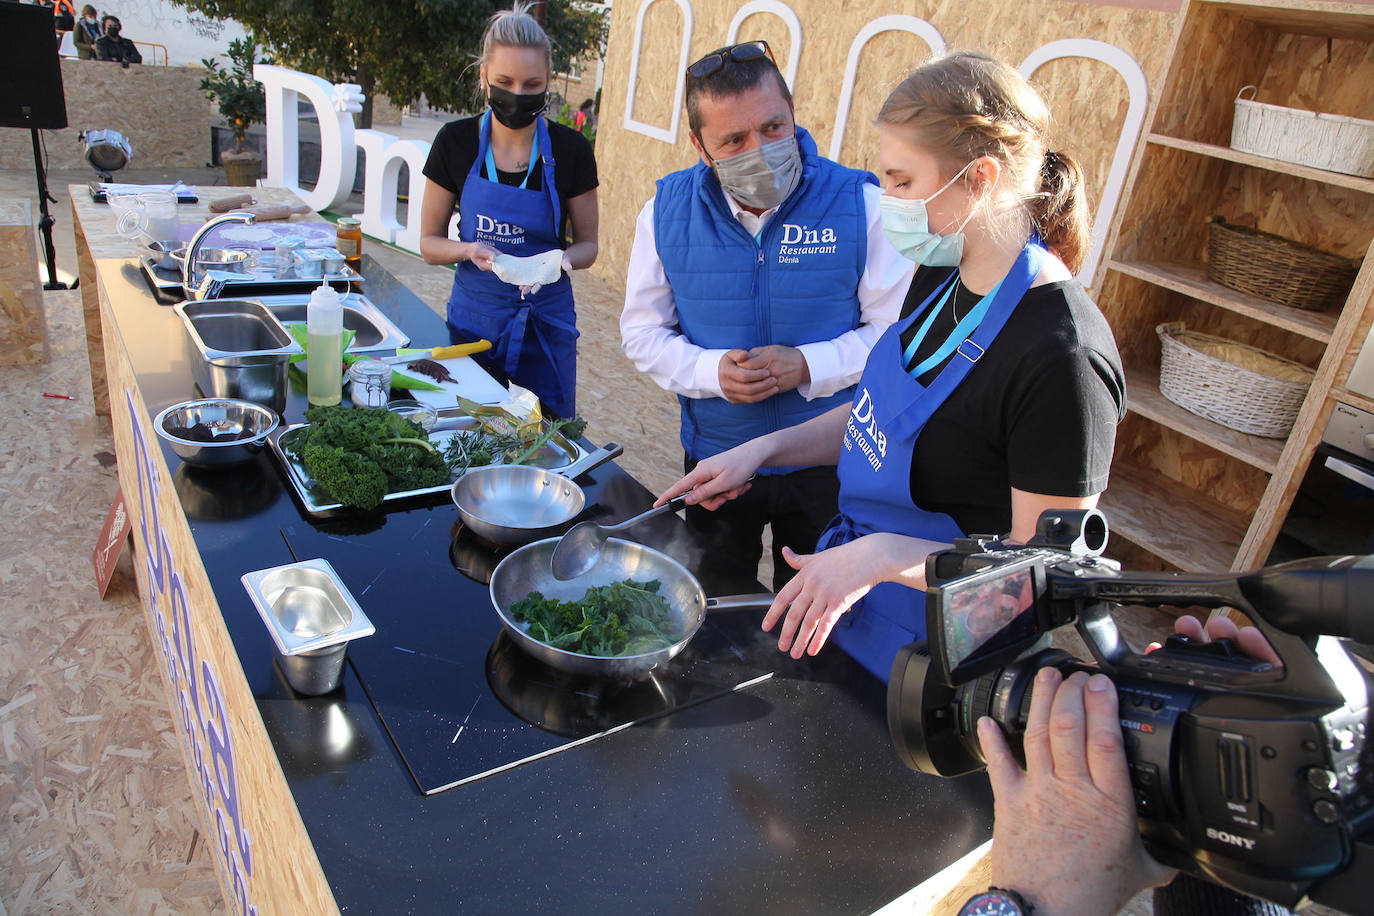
[0,0,68,130]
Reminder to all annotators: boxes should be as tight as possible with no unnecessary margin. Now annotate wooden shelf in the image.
[1200,0,1374,41]
[1099,462,1249,570]
[1108,259,1338,343]
[1147,134,1374,195]
[1123,367,1284,473]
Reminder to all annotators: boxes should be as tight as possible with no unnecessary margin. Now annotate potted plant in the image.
[201,39,267,187]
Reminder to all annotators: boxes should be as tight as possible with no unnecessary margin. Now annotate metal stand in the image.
[30,128,69,291]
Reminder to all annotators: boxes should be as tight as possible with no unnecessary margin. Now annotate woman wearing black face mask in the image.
[420,2,600,419]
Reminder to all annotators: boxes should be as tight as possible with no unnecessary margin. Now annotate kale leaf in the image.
[287,405,449,509]
[509,579,680,657]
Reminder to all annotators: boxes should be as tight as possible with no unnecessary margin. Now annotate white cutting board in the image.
[404,356,510,407]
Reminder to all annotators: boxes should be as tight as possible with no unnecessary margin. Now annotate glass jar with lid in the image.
[335,217,363,265]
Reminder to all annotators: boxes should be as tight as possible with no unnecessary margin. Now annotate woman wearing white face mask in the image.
[419,3,600,418]
[656,51,1125,678]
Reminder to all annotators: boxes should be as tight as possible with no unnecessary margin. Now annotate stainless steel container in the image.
[252,291,409,353]
[294,247,345,278]
[241,558,375,695]
[155,398,279,468]
[173,299,304,413]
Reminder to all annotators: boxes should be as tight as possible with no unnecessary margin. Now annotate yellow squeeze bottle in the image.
[307,284,344,406]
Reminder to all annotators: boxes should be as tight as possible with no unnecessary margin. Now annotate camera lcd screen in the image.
[939,559,1042,682]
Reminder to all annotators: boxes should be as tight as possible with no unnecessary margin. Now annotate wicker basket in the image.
[1230,85,1374,178]
[1206,216,1360,312]
[1156,322,1314,438]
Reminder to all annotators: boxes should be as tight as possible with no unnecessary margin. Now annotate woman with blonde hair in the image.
[658,50,1125,677]
[420,3,599,418]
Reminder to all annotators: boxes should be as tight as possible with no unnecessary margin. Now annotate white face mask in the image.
[878,161,978,266]
[709,134,802,210]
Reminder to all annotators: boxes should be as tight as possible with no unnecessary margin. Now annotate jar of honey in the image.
[335,217,363,264]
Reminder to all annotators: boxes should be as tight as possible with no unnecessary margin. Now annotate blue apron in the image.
[819,240,1047,682]
[446,112,578,418]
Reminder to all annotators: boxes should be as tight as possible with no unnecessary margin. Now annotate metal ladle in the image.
[550,494,689,580]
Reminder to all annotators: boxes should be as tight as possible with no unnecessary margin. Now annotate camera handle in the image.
[1052,555,1373,708]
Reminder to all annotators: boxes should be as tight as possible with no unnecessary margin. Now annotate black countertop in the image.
[116,255,994,914]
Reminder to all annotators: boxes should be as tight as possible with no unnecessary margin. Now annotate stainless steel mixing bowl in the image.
[155,398,280,468]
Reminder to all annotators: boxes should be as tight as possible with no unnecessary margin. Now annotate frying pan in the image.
[451,442,623,546]
[488,537,773,678]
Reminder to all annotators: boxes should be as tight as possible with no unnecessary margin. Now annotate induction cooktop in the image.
[283,517,775,796]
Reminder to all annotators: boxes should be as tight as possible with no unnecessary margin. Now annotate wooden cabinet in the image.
[1093,0,1374,571]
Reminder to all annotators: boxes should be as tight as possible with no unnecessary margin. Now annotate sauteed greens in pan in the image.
[510,579,680,657]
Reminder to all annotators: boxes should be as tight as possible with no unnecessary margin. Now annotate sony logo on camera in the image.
[1205,827,1257,850]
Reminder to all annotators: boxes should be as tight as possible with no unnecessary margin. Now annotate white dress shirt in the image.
[620,182,913,400]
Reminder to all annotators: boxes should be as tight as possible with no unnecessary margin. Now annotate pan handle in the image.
[705,593,775,612]
[558,441,624,480]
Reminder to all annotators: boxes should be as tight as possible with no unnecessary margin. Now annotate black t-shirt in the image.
[896,265,1126,536]
[421,115,598,245]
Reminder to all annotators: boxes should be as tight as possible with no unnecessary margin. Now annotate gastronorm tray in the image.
[139,255,362,294]
[268,407,587,517]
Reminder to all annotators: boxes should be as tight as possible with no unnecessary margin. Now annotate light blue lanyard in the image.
[901,274,1006,379]
[483,125,539,189]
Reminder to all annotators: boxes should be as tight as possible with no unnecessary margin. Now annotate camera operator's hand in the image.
[979,669,1175,916]
[1148,615,1283,667]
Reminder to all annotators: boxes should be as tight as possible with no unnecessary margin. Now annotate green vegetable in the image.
[441,414,590,474]
[286,405,450,509]
[509,579,680,657]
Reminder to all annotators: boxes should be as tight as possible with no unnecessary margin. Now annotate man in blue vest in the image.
[621,41,911,590]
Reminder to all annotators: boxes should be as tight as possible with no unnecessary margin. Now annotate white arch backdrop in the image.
[1018,39,1149,282]
[725,0,804,90]
[622,0,696,143]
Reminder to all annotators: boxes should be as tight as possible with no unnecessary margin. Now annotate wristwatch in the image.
[957,886,1035,915]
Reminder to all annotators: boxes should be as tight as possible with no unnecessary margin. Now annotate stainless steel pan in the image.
[451,442,622,546]
[488,537,772,678]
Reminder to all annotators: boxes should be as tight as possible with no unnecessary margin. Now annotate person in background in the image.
[94,15,141,65]
[621,41,912,591]
[655,51,1124,677]
[73,4,101,59]
[572,98,594,134]
[419,2,598,419]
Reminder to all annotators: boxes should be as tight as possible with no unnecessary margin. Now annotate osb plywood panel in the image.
[100,263,340,916]
[0,59,211,171]
[594,0,1179,286]
[1114,412,1270,515]
[1258,33,1374,121]
[0,198,47,366]
[1152,4,1277,143]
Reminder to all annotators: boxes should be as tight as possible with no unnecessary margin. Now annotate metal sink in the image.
[252,291,410,353]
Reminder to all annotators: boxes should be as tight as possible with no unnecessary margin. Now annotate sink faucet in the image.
[183,211,256,298]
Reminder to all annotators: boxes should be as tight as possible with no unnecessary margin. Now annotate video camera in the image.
[888,509,1374,910]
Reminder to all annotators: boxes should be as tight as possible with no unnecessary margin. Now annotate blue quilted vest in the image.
[654,127,875,470]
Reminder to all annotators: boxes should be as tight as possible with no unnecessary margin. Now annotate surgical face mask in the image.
[879,161,978,266]
[709,134,802,210]
[487,85,547,130]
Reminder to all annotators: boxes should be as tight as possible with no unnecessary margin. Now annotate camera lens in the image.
[888,644,1077,776]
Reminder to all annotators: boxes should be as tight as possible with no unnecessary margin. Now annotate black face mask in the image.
[487,85,546,130]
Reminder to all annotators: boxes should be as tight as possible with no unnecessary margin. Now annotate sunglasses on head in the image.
[686,41,775,82]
